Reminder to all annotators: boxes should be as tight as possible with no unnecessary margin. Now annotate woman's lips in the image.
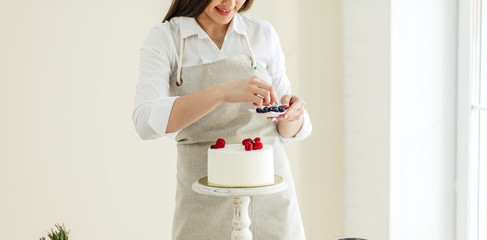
[215,6,232,16]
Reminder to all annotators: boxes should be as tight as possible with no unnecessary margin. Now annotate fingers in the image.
[251,94,264,106]
[250,76,278,105]
[270,108,304,121]
[252,86,271,106]
[280,94,292,108]
[268,89,279,105]
[268,95,305,121]
[221,76,278,106]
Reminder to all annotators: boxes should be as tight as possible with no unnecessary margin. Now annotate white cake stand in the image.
[192,175,288,240]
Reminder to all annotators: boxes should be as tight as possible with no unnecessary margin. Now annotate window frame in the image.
[457,0,482,239]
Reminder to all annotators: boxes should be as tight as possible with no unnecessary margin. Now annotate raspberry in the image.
[214,138,225,149]
[253,137,261,142]
[244,142,253,151]
[253,141,263,150]
[242,138,252,145]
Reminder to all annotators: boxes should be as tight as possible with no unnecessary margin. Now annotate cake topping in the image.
[253,141,263,150]
[241,137,263,151]
[242,138,253,145]
[213,138,226,149]
[244,142,253,151]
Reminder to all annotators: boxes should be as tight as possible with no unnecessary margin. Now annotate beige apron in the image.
[169,31,306,240]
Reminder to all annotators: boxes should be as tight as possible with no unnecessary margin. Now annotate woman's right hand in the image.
[217,76,278,106]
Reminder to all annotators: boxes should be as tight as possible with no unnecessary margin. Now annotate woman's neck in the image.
[195,16,230,40]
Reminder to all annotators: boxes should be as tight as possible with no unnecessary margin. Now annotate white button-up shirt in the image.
[133,13,312,142]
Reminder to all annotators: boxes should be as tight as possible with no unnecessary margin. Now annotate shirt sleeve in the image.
[265,23,312,144]
[132,24,181,140]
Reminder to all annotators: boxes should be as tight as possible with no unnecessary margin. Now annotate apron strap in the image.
[176,30,185,86]
[244,35,257,69]
[176,30,257,86]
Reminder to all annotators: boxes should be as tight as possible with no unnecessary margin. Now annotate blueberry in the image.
[210,145,215,149]
[278,106,286,112]
[263,106,269,112]
[256,108,263,113]
[270,107,278,112]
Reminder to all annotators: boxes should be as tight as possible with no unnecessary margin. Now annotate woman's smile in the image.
[196,0,245,26]
[215,6,233,16]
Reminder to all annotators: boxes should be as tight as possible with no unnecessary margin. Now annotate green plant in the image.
[39,223,69,240]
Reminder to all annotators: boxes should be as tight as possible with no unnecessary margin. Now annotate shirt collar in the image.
[178,13,247,40]
[178,17,206,39]
[229,13,247,36]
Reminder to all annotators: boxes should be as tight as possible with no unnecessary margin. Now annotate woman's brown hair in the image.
[163,0,253,22]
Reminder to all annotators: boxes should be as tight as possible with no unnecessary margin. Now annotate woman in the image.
[133,0,312,239]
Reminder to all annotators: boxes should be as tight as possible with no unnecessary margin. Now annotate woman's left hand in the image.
[269,94,305,121]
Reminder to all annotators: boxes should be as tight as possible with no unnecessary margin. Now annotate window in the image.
[478,0,487,237]
[458,0,487,239]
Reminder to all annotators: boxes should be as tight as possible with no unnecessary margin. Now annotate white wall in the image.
[0,0,345,239]
[294,1,345,239]
[344,0,457,239]
[343,0,390,238]
[390,0,457,239]
[0,0,178,239]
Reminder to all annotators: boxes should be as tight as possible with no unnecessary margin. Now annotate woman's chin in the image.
[213,16,233,25]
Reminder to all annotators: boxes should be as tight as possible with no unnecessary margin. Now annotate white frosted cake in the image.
[207,144,274,187]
